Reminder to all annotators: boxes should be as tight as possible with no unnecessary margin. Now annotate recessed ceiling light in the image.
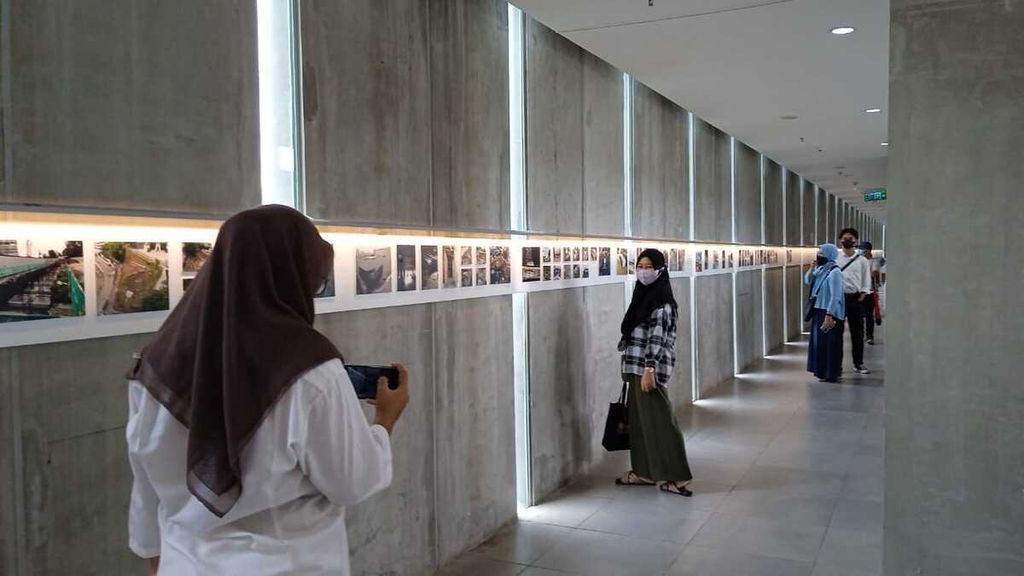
[831,26,855,35]
[880,142,889,146]
[780,114,799,120]
[865,108,881,113]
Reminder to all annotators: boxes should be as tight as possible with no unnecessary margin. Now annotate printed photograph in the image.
[572,247,580,262]
[461,246,474,267]
[523,267,541,282]
[668,249,679,272]
[476,267,488,286]
[490,246,511,285]
[582,247,590,262]
[542,248,552,264]
[476,246,487,266]
[182,242,213,292]
[443,246,458,288]
[582,267,591,279]
[679,249,687,271]
[96,242,169,315]
[317,266,337,299]
[553,266,562,280]
[628,250,637,275]
[591,247,598,261]
[0,239,86,322]
[573,264,581,279]
[599,247,611,276]
[461,269,474,288]
[422,246,439,290]
[522,246,541,268]
[728,253,735,269]
[397,245,417,292]
[543,266,551,281]
[563,264,572,278]
[616,248,628,275]
[696,251,704,272]
[553,247,562,263]
[356,246,393,295]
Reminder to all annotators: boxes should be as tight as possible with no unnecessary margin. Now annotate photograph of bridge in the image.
[95,242,169,315]
[0,239,86,322]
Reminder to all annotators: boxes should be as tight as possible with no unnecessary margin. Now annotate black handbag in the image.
[601,382,630,452]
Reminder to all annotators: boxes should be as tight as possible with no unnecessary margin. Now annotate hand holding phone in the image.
[346,364,409,435]
[346,365,400,399]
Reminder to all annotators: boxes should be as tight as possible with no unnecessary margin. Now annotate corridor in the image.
[439,340,885,576]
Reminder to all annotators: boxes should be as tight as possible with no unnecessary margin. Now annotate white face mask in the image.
[637,268,661,286]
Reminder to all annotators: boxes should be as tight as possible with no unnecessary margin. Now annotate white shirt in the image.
[836,251,873,295]
[126,359,392,576]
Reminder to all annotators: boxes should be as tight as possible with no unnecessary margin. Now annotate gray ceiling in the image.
[514,0,890,221]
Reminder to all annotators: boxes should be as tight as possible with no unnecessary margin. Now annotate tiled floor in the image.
[438,338,885,576]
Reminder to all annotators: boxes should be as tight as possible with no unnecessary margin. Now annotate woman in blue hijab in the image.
[805,243,846,382]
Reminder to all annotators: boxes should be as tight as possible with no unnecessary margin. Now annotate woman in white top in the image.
[125,205,409,575]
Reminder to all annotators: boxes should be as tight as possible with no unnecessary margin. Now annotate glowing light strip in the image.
[256,0,300,208]
[623,74,634,237]
[688,112,698,401]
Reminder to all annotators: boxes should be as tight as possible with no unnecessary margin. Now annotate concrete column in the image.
[886,0,1024,574]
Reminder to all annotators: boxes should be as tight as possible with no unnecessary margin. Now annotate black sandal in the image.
[659,481,693,497]
[615,471,656,486]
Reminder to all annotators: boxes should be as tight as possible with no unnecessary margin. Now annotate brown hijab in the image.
[130,205,342,517]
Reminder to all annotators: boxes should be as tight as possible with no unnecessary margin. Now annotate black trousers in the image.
[844,293,866,366]
[863,293,876,341]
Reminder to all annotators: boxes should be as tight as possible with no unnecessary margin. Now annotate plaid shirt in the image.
[618,303,678,385]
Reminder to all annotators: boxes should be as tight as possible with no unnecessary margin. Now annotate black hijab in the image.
[130,205,342,517]
[621,248,677,336]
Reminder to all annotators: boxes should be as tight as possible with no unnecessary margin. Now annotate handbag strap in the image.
[840,254,861,272]
[619,381,629,405]
[810,264,838,300]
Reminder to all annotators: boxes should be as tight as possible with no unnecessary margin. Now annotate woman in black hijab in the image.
[615,249,693,496]
[125,205,409,575]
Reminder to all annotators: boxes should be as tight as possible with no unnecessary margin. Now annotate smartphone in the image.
[345,365,400,400]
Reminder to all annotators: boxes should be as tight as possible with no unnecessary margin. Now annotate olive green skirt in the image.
[623,373,693,482]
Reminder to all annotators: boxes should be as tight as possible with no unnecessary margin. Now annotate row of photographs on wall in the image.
[1,237,808,324]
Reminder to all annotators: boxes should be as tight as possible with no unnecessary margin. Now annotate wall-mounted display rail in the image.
[0,212,816,348]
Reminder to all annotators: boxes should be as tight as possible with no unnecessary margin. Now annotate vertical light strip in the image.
[729,137,739,374]
[508,5,531,511]
[512,293,532,509]
[760,155,768,356]
[257,0,301,208]
[509,4,527,233]
[623,73,634,237]
[798,176,804,246]
[688,112,698,401]
[781,170,788,339]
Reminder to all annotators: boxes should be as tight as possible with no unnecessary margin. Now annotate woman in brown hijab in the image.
[125,205,409,575]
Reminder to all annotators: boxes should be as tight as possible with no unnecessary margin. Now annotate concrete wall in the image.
[523,19,624,236]
[633,83,689,240]
[764,159,784,245]
[734,142,761,244]
[695,275,735,397]
[302,0,509,230]
[886,1,1024,573]
[784,170,801,246]
[785,266,803,341]
[4,0,260,214]
[816,188,828,244]
[528,285,623,500]
[764,268,785,353]
[734,270,765,373]
[829,194,840,241]
[668,278,695,408]
[694,119,732,242]
[801,180,815,246]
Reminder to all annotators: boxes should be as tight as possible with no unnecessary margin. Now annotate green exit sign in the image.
[864,188,887,202]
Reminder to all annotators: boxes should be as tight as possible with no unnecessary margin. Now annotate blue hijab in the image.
[812,243,839,295]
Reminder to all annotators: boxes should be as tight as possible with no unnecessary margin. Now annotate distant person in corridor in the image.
[125,205,409,575]
[860,241,880,345]
[806,243,846,383]
[615,249,693,497]
[837,228,873,374]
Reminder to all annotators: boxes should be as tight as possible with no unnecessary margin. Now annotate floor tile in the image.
[435,553,527,576]
[829,498,883,533]
[579,498,713,543]
[688,512,829,562]
[532,529,680,576]
[518,493,612,528]
[472,521,574,565]
[667,545,814,576]
[813,527,883,574]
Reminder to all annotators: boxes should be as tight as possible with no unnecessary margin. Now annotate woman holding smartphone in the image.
[806,243,846,383]
[125,205,409,575]
[614,249,693,497]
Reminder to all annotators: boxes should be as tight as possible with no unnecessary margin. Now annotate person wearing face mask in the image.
[805,243,846,383]
[614,249,693,497]
[836,228,873,375]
